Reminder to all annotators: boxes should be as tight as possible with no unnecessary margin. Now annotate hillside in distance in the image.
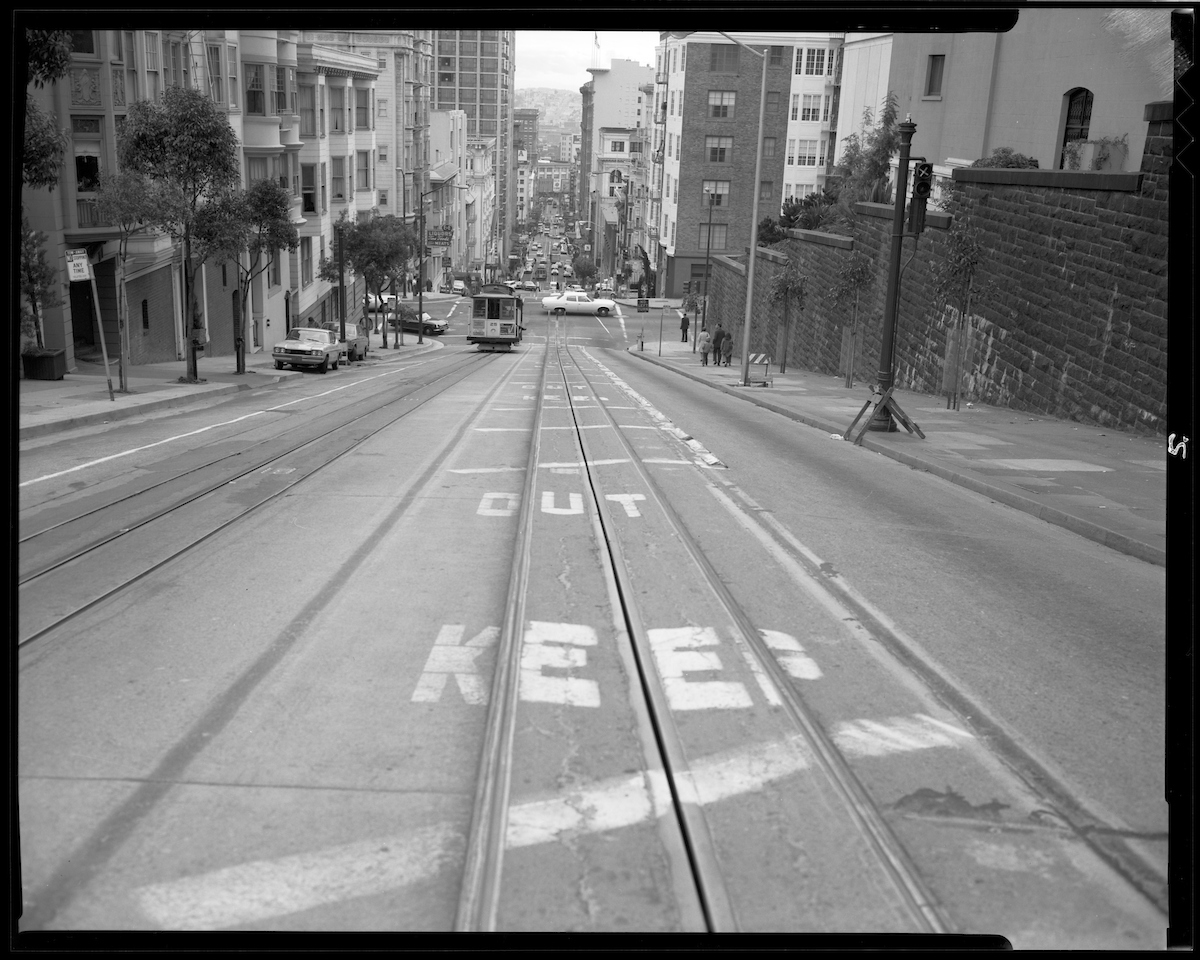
[514,87,581,129]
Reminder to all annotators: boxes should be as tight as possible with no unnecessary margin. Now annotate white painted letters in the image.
[605,493,646,517]
[477,492,520,517]
[520,620,601,707]
[411,625,499,704]
[647,627,752,711]
[541,491,584,515]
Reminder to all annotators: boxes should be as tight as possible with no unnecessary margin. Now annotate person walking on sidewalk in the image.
[721,331,733,367]
[698,329,712,365]
[711,325,726,369]
[680,313,690,342]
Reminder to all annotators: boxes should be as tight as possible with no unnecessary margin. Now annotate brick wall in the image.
[126,265,177,364]
[709,111,1170,434]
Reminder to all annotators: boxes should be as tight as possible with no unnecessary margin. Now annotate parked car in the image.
[520,280,538,291]
[366,292,398,315]
[566,283,584,292]
[321,319,369,361]
[273,327,342,372]
[392,307,449,335]
[541,291,616,316]
[451,279,466,295]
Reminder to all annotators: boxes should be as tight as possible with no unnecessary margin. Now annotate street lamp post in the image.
[735,35,768,388]
[700,190,716,346]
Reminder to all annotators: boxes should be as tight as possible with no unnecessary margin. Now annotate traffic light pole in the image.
[869,118,917,431]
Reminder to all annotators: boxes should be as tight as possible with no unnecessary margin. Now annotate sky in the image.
[514,31,660,90]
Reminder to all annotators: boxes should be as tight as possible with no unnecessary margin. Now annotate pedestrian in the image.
[680,313,690,342]
[712,324,726,369]
[698,329,712,365]
[721,332,733,367]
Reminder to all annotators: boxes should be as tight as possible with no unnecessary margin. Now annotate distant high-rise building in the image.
[432,30,516,279]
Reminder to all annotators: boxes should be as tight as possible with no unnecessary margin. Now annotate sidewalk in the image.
[621,310,1165,568]
[17,325,443,442]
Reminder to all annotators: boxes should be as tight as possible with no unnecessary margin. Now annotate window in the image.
[802,94,820,122]
[791,94,799,120]
[759,181,773,201]
[1060,87,1094,168]
[332,157,345,199]
[356,151,370,191]
[246,63,265,114]
[766,91,780,114]
[680,45,686,71]
[805,48,826,75]
[709,90,735,118]
[144,33,160,101]
[787,139,795,165]
[706,136,732,162]
[227,45,238,108]
[797,140,818,165]
[207,45,223,103]
[710,43,738,72]
[823,95,831,122]
[667,132,673,157]
[819,138,826,166]
[124,31,139,102]
[69,30,96,56]
[247,155,268,182]
[330,86,344,131]
[699,223,727,249]
[610,140,625,152]
[378,144,387,163]
[321,162,327,211]
[379,189,388,205]
[665,174,670,198]
[671,48,676,72]
[302,164,316,213]
[301,237,312,285]
[355,88,370,128]
[274,65,288,115]
[671,219,675,245]
[762,137,776,158]
[925,55,945,97]
[670,91,675,115]
[701,180,730,205]
[299,84,315,135]
[377,98,387,117]
[769,45,786,67]
[72,117,101,194]
[142,299,149,330]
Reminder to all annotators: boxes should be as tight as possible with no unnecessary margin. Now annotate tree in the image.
[20,216,62,353]
[22,29,71,190]
[96,169,157,391]
[767,256,807,374]
[319,211,415,348]
[571,255,597,286]
[118,86,241,382]
[756,216,789,247]
[199,179,300,373]
[826,251,874,387]
[834,92,900,206]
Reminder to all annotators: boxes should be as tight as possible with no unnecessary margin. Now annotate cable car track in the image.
[456,323,948,932]
[17,352,496,648]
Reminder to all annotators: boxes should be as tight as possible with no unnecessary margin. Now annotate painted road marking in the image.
[539,459,629,468]
[474,427,527,432]
[761,629,823,680]
[605,494,646,517]
[519,620,600,707]
[477,492,520,517]
[411,626,499,704]
[131,714,971,929]
[541,491,584,515]
[648,627,753,711]
[540,424,612,430]
[975,459,1112,472]
[448,466,524,474]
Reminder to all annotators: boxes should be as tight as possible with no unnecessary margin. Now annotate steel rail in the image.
[455,340,551,932]
[19,353,486,553]
[563,345,951,934]
[17,354,498,649]
[553,336,738,931]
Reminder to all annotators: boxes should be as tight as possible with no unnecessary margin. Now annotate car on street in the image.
[451,279,466,295]
[541,291,617,316]
[566,283,583,292]
[273,327,342,372]
[366,292,397,314]
[519,280,538,291]
[393,307,449,335]
[321,319,369,361]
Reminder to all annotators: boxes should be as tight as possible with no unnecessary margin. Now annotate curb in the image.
[626,349,1166,568]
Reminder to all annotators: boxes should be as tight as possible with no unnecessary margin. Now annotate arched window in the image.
[1060,87,1094,169]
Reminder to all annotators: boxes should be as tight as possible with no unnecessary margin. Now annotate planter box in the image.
[22,349,67,380]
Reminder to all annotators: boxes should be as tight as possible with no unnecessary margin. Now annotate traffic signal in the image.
[909,162,934,234]
[682,281,691,296]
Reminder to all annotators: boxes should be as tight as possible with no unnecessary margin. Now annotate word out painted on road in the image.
[476,491,646,518]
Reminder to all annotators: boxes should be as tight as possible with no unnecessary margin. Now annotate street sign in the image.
[65,249,91,282]
[637,298,649,313]
[442,255,452,267]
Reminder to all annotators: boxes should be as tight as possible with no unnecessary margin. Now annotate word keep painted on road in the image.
[410,621,818,711]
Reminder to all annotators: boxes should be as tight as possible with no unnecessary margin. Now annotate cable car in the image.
[467,283,525,352]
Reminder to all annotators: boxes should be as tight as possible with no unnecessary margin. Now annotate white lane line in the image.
[541,424,612,430]
[538,459,629,468]
[19,364,425,488]
[447,466,525,474]
[132,713,971,929]
[19,411,267,487]
[474,427,527,432]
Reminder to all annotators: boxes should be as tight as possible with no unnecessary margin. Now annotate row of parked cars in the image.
[271,297,449,373]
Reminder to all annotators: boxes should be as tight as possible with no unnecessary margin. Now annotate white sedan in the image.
[541,291,617,316]
[273,327,342,373]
